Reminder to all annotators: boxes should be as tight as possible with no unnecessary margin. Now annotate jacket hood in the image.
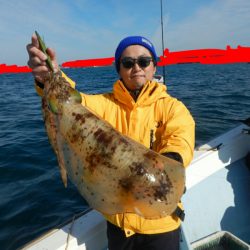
[113,80,168,108]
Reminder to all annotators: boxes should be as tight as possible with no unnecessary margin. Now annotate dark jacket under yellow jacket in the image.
[35,72,195,236]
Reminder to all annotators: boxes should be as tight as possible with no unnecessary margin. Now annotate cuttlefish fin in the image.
[58,157,68,188]
[55,134,68,188]
[50,115,68,188]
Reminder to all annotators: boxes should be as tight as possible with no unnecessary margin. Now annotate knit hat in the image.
[115,36,157,72]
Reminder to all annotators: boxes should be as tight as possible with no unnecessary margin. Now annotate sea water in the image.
[0,63,249,249]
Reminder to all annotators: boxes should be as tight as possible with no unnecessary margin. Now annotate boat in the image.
[153,74,164,83]
[157,46,250,66]
[21,119,250,250]
[0,64,32,74]
[182,118,250,249]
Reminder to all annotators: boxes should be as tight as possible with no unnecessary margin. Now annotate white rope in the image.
[65,215,76,250]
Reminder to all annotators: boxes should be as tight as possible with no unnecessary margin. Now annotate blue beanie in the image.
[115,36,157,72]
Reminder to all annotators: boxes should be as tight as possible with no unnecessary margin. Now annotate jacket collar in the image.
[113,80,168,108]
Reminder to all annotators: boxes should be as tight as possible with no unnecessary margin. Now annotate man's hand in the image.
[26,33,60,83]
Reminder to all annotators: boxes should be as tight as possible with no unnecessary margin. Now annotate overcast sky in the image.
[1,0,249,65]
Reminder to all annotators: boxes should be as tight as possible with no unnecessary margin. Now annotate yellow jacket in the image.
[35,72,195,236]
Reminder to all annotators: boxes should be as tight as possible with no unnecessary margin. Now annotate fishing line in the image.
[160,0,166,84]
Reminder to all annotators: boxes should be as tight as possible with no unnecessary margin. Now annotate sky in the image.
[0,0,249,65]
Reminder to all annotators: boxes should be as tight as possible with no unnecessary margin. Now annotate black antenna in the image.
[160,0,166,84]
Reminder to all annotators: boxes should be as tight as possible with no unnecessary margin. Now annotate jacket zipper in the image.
[150,129,154,150]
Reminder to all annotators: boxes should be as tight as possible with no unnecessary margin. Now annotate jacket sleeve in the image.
[33,70,110,118]
[158,99,195,167]
[34,71,76,96]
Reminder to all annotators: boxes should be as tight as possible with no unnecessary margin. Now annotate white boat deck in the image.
[183,123,250,245]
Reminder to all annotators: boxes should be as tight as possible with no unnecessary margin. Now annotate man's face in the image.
[119,45,156,90]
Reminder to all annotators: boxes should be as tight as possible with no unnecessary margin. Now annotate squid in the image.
[38,32,185,219]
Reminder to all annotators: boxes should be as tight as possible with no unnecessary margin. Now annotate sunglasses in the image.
[120,56,154,69]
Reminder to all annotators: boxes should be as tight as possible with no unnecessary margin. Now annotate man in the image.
[27,34,195,250]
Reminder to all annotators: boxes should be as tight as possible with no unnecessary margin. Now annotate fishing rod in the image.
[160,0,166,84]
